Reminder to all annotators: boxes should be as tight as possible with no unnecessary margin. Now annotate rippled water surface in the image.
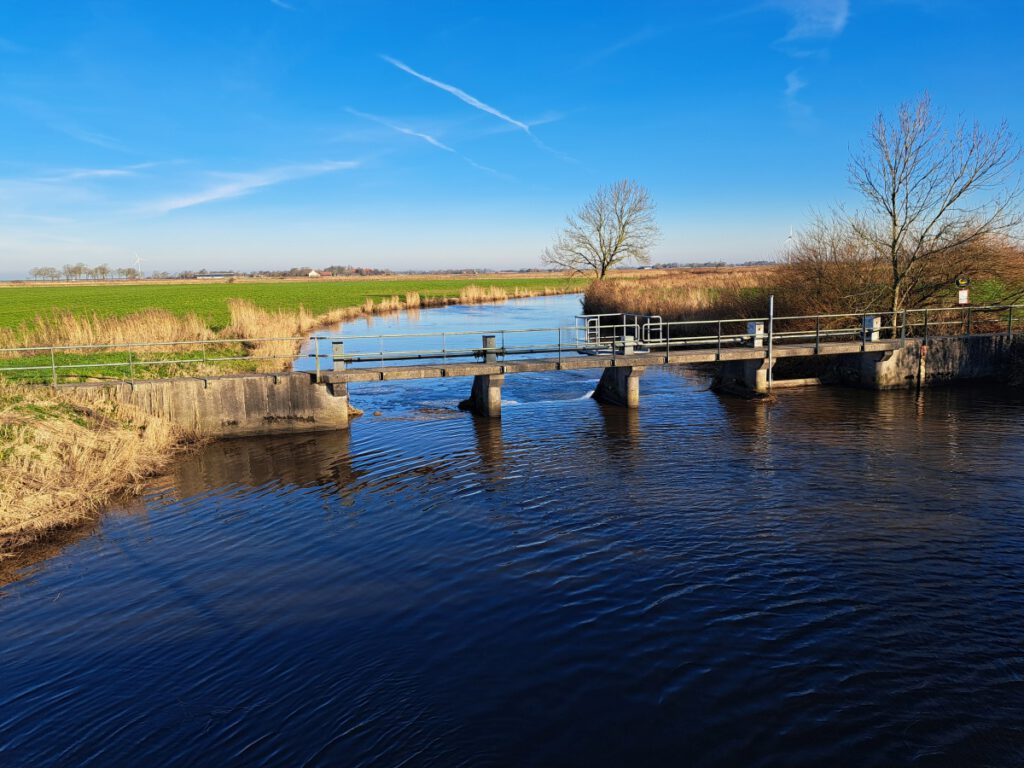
[4,295,1024,767]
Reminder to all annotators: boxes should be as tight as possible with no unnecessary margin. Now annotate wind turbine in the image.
[132,254,144,278]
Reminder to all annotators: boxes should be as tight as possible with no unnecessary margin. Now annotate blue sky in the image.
[1,0,1022,276]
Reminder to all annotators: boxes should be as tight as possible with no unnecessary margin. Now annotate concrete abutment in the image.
[593,366,644,408]
[62,372,350,438]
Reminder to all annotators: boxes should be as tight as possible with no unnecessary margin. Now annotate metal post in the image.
[901,310,908,347]
[481,334,497,365]
[128,344,135,383]
[814,316,820,354]
[966,307,972,336]
[50,347,57,388]
[314,337,322,382]
[717,320,722,360]
[923,309,929,344]
[332,340,345,371]
[202,339,207,366]
[767,294,774,390]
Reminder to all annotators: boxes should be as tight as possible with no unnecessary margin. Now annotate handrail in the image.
[2,302,1022,385]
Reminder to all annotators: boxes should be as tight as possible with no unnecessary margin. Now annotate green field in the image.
[0,276,586,331]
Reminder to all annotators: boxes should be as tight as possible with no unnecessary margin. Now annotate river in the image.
[3,294,1024,766]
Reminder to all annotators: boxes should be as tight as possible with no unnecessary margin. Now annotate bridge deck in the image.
[321,339,902,383]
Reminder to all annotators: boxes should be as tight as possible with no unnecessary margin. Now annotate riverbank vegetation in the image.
[0,380,193,557]
[0,276,583,382]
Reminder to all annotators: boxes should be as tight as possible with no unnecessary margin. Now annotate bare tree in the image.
[849,94,1022,323]
[542,179,660,279]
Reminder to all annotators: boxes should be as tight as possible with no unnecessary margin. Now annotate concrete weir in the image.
[62,372,350,438]
[593,365,644,408]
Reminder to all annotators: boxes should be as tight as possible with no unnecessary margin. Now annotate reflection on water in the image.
[3,295,1024,767]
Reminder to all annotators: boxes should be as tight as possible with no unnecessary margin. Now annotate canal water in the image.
[3,295,1024,766]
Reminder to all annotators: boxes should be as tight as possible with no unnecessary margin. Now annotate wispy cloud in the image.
[770,0,849,42]
[147,161,358,214]
[381,55,532,135]
[269,0,295,10]
[346,108,455,152]
[346,108,512,179]
[784,70,807,98]
[784,70,814,124]
[581,26,659,67]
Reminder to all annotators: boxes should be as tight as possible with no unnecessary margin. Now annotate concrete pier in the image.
[459,373,505,418]
[62,372,350,438]
[838,336,1017,389]
[593,365,644,408]
[713,357,776,397]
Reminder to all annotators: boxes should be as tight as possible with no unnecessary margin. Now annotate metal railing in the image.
[2,303,1021,385]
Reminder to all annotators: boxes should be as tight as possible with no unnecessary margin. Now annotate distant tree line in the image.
[29,264,143,281]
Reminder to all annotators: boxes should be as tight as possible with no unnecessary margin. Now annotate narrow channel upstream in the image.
[3,294,1024,766]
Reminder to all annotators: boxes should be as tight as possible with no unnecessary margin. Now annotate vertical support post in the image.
[128,344,135,383]
[747,321,765,347]
[901,310,908,347]
[1008,306,1014,340]
[862,315,880,348]
[50,347,57,388]
[482,334,496,364]
[767,295,774,390]
[717,320,722,360]
[923,309,929,344]
[815,316,820,354]
[966,307,973,336]
[332,341,345,372]
[314,337,321,382]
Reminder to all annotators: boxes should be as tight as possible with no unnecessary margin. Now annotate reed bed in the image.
[0,380,197,556]
[0,282,578,379]
[583,267,775,321]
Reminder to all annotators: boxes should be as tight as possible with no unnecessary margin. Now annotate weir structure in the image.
[317,304,1024,418]
[3,303,1021,434]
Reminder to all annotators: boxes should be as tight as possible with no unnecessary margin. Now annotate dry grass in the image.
[0,380,198,556]
[584,267,775,320]
[0,309,214,356]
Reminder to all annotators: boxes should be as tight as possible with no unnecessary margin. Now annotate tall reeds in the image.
[0,380,196,555]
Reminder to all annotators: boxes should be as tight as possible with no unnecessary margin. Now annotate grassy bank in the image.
[0,275,583,332]
[0,380,195,557]
[0,276,585,382]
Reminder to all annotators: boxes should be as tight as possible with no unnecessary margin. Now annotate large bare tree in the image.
[849,94,1022,321]
[542,179,660,278]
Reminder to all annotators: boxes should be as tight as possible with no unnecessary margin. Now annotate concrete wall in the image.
[62,372,350,438]
[839,335,1017,389]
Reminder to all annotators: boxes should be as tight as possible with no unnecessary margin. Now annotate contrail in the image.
[381,55,531,135]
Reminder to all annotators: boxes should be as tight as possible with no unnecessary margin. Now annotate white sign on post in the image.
[958,288,970,305]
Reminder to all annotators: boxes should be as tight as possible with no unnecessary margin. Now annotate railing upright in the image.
[128,344,135,383]
[923,309,929,344]
[333,341,345,373]
[814,316,820,354]
[901,310,908,347]
[1009,307,1015,340]
[717,320,722,360]
[314,337,322,382]
[50,347,57,388]
[967,307,973,336]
